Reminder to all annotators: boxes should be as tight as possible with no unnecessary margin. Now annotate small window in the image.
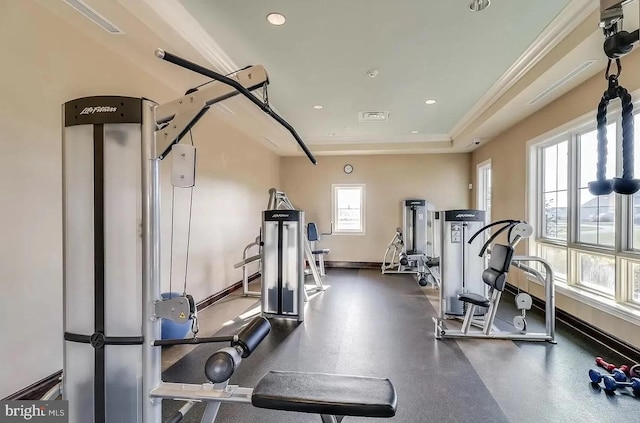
[538,244,567,281]
[629,261,640,304]
[332,184,365,234]
[577,252,615,296]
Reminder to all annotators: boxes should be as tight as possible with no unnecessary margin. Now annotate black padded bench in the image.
[252,371,397,421]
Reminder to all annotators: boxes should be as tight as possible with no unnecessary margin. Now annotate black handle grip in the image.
[233,316,271,358]
[155,49,317,165]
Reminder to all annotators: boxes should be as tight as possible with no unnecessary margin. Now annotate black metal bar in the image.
[64,333,144,345]
[278,221,283,315]
[153,335,235,346]
[103,336,144,345]
[64,333,91,343]
[93,124,106,423]
[467,219,517,245]
[155,49,317,165]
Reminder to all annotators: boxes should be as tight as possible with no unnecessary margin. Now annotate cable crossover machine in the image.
[233,188,327,309]
[382,199,440,287]
[56,49,397,423]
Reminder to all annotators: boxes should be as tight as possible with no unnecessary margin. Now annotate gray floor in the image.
[161,269,640,422]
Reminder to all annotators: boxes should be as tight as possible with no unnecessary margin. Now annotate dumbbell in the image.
[589,368,627,384]
[595,357,630,375]
[602,376,640,394]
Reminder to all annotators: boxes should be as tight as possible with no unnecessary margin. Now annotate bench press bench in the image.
[157,317,397,422]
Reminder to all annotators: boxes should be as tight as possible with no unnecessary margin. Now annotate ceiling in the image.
[37,0,640,156]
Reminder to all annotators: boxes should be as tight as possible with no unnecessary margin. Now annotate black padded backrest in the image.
[482,244,514,291]
[307,222,319,241]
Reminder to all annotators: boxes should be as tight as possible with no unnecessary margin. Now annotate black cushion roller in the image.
[205,347,240,383]
[232,316,271,358]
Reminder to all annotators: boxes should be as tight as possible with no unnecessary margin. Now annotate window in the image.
[332,184,365,234]
[477,160,492,223]
[577,125,616,247]
[530,104,640,313]
[541,141,568,241]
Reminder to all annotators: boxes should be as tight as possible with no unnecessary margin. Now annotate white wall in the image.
[0,1,279,397]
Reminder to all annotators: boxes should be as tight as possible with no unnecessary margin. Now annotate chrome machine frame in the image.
[61,48,317,423]
[381,200,440,287]
[266,188,325,297]
[434,220,556,343]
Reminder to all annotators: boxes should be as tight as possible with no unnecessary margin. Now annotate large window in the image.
[577,124,616,247]
[531,106,640,309]
[332,184,365,234]
[541,141,568,241]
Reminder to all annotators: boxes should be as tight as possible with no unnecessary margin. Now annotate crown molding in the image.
[449,0,599,140]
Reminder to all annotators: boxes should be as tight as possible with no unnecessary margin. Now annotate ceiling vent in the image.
[63,0,124,34]
[358,111,390,122]
[528,60,596,105]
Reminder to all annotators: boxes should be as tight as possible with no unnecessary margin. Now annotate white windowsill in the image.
[527,276,640,326]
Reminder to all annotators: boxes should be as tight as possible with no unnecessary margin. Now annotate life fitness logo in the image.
[272,214,290,218]
[456,213,477,218]
[79,106,117,115]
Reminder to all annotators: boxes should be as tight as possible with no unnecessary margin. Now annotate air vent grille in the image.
[358,111,389,122]
[528,60,595,105]
[63,0,124,34]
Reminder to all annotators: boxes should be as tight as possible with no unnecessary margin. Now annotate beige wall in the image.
[0,1,279,397]
[470,49,640,348]
[281,154,471,262]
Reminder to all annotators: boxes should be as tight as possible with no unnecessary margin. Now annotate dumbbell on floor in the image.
[602,376,640,394]
[589,368,627,384]
[595,357,630,375]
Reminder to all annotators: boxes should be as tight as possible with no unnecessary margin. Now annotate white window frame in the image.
[527,97,640,325]
[332,184,366,235]
[477,159,492,223]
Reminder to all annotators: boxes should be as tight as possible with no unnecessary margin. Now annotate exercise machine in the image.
[58,48,397,422]
[266,188,325,295]
[261,209,305,321]
[234,233,262,297]
[434,219,556,342]
[437,209,487,316]
[307,221,331,276]
[381,200,440,287]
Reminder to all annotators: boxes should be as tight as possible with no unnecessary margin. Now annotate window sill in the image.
[527,275,640,326]
[332,232,366,236]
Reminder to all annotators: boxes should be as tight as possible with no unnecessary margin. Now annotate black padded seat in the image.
[426,257,439,267]
[251,371,397,418]
[311,248,330,255]
[457,292,490,308]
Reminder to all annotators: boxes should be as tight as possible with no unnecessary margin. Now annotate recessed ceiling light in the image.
[411,130,419,134]
[266,12,286,26]
[313,104,324,110]
[425,99,437,105]
[328,132,336,137]
[469,0,490,12]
